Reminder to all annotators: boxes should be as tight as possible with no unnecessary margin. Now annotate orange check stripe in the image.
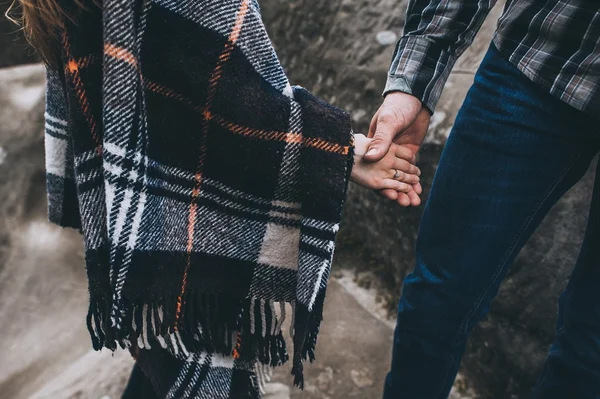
[144,80,350,156]
[304,137,350,155]
[211,113,294,142]
[104,43,138,68]
[63,34,102,155]
[175,0,251,328]
[210,114,349,155]
[71,53,101,70]
[232,331,242,359]
[144,80,204,113]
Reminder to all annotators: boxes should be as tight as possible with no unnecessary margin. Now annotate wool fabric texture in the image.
[44,0,354,397]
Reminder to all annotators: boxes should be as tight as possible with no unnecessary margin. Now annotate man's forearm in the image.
[385,0,497,112]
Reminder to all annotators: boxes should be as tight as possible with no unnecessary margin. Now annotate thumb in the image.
[364,115,395,162]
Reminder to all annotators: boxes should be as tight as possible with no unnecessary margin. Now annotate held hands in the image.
[350,133,421,195]
[364,92,430,207]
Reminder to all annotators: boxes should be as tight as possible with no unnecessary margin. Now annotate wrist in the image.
[353,133,371,157]
[383,91,422,108]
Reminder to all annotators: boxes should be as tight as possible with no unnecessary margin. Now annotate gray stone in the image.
[263,382,291,399]
[260,0,409,135]
[376,30,398,46]
[271,278,396,398]
[0,63,134,399]
[0,146,6,165]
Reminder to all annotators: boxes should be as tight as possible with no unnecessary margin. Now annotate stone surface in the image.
[0,63,133,399]
[260,0,407,130]
[271,272,396,398]
[376,31,398,46]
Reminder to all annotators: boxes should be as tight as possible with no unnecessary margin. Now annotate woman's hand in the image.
[350,134,421,197]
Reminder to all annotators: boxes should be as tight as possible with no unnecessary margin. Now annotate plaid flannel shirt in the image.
[385,0,600,114]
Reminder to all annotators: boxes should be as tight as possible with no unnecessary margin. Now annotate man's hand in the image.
[366,92,430,206]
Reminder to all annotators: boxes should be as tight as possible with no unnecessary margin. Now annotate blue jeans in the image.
[383,44,600,399]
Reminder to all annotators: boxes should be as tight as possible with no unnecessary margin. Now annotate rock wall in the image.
[260,1,596,398]
[0,61,134,399]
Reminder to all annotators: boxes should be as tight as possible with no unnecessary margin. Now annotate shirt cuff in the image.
[383,35,457,113]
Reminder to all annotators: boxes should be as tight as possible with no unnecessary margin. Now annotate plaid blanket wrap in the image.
[44,0,354,397]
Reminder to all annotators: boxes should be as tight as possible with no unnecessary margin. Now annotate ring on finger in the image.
[393,169,401,180]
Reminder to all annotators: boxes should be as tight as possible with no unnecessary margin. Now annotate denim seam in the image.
[555,262,585,337]
[534,267,583,399]
[434,351,458,399]
[554,190,599,335]
[458,148,586,336]
[534,252,593,398]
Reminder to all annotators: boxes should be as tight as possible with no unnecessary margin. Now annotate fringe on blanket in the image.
[86,289,327,387]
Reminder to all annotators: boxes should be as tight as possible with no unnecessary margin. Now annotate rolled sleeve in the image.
[384,35,457,113]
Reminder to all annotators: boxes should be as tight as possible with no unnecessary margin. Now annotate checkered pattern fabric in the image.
[44,0,354,397]
[133,344,263,399]
[385,0,600,114]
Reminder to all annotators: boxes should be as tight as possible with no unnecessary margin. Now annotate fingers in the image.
[396,192,411,207]
[413,182,423,195]
[407,190,421,206]
[392,159,420,183]
[393,145,417,166]
[366,92,423,162]
[352,133,371,157]
[364,113,396,162]
[380,179,413,193]
[377,183,421,207]
[393,189,419,207]
[390,169,419,185]
[378,188,399,201]
[367,113,378,139]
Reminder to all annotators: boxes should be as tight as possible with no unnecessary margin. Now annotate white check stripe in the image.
[127,191,146,249]
[45,134,68,177]
[45,123,68,135]
[45,112,68,126]
[104,141,127,158]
